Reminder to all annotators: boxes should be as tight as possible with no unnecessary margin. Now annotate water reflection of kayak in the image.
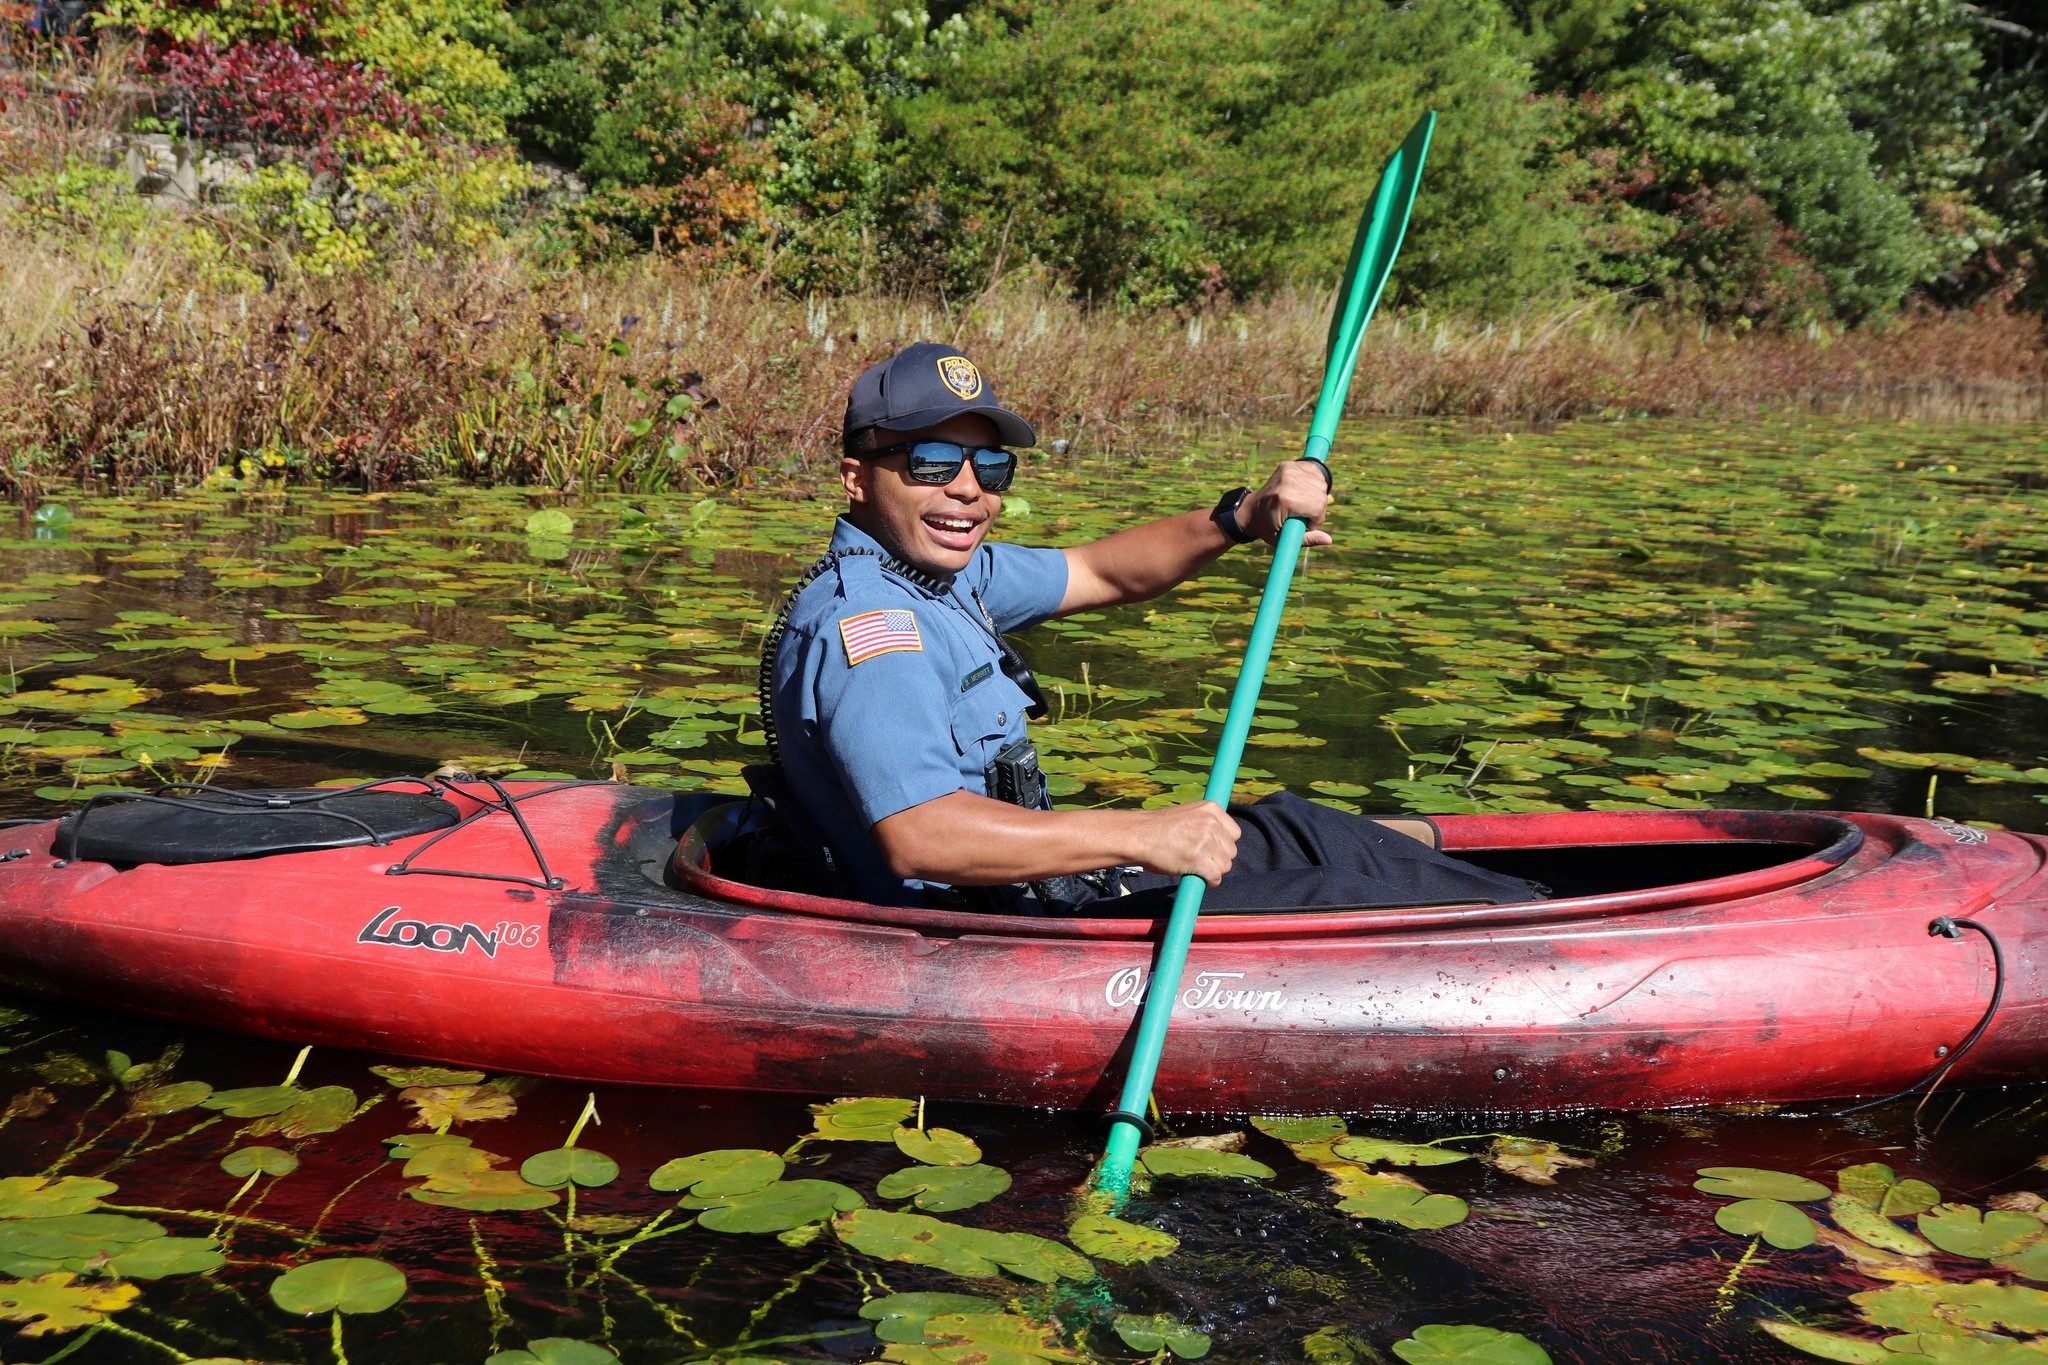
[0,778,2039,1113]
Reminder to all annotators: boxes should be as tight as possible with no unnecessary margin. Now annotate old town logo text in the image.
[1103,968,1283,1013]
[358,907,543,958]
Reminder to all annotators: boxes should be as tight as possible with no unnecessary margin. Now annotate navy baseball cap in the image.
[844,342,1037,448]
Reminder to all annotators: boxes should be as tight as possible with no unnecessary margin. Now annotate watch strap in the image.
[1211,486,1255,544]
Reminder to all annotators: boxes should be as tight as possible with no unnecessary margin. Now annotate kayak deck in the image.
[0,780,2040,1111]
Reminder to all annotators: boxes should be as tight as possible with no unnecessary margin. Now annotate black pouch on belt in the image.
[982,738,1128,913]
[986,737,1049,811]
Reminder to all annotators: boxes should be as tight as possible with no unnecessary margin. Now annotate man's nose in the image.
[943,462,986,497]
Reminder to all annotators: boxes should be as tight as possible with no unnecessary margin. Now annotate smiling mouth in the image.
[921,512,986,546]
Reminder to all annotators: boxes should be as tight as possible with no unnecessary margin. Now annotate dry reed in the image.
[1,239,2044,504]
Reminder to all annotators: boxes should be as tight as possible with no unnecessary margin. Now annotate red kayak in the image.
[0,778,2039,1112]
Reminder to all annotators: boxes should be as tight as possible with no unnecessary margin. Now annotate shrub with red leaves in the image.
[158,41,421,167]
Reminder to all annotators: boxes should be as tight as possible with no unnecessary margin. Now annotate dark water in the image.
[3,415,2048,1363]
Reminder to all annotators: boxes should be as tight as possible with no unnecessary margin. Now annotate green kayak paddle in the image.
[1096,110,1436,1198]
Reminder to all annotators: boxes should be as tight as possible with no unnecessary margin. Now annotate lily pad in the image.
[383,1131,472,1154]
[269,708,369,730]
[0,1214,166,1274]
[127,1080,213,1117]
[1992,1238,2048,1282]
[1931,1282,2048,1333]
[894,1126,981,1167]
[269,1257,408,1315]
[484,1340,619,1365]
[697,1180,865,1233]
[1830,1196,1933,1257]
[1852,1284,1957,1335]
[650,1149,784,1196]
[1915,1205,2045,1259]
[404,1144,497,1180]
[201,1085,304,1118]
[1483,1138,1591,1185]
[1755,1321,1891,1363]
[1332,1136,1469,1168]
[1695,1167,1831,1202]
[369,1065,485,1088]
[808,1096,918,1142]
[1881,1333,2047,1362]
[860,1292,1002,1345]
[1391,1324,1552,1364]
[876,1163,1012,1212]
[1837,1163,1900,1207]
[836,1209,1092,1283]
[106,1237,227,1279]
[1716,1198,1819,1249]
[221,1147,299,1178]
[249,1084,357,1138]
[401,1083,516,1130]
[1328,1171,1469,1228]
[919,1311,1084,1362]
[1113,1313,1211,1360]
[1139,1147,1276,1180]
[1883,1181,1943,1218]
[1068,1211,1180,1265]
[0,1272,140,1335]
[410,1170,560,1212]
[520,1148,620,1190]
[0,1177,117,1220]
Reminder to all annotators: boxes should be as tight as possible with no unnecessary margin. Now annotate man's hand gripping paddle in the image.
[1095,111,1436,1199]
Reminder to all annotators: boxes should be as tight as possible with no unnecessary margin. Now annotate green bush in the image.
[1528,0,2004,321]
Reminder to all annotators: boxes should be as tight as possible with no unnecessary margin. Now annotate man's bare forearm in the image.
[871,790,1237,886]
[1056,463,1332,615]
[1058,508,1228,614]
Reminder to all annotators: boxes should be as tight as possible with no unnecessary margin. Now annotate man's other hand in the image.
[1132,800,1241,886]
[1240,460,1333,547]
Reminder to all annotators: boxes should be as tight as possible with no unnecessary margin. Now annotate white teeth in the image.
[927,517,976,532]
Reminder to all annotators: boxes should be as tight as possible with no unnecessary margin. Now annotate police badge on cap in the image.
[844,342,1036,447]
[936,355,983,400]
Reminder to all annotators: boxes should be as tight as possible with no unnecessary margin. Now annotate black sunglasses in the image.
[870,440,1017,493]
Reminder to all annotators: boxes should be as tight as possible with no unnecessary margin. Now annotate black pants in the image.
[1082,791,1545,915]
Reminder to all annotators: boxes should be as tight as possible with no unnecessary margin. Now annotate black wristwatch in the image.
[1211,486,1255,544]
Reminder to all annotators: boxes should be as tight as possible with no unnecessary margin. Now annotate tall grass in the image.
[4,240,2043,503]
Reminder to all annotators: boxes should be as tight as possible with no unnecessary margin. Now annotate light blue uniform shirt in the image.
[769,517,1069,905]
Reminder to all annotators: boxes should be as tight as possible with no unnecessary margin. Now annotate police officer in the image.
[762,342,1543,912]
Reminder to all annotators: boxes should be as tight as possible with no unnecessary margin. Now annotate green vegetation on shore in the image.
[14,0,2048,317]
[2,1,2046,495]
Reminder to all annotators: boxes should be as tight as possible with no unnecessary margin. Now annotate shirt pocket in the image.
[949,673,1031,775]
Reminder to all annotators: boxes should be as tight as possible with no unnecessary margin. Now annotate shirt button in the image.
[997,712,1008,726]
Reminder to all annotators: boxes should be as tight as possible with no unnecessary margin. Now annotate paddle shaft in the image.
[1095,113,1434,1197]
[1099,511,1314,1191]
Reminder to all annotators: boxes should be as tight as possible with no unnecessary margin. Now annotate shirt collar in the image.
[829,515,890,556]
[830,516,974,603]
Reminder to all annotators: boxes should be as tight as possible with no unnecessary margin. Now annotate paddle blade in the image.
[1318,110,1435,423]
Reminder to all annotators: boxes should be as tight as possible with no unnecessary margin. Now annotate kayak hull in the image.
[0,781,2043,1112]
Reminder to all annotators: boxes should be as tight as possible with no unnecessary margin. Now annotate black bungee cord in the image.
[1825,915,2006,1120]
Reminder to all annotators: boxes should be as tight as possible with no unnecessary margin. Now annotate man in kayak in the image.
[757,342,1543,913]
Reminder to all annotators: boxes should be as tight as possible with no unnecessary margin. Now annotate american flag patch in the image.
[839,609,923,665]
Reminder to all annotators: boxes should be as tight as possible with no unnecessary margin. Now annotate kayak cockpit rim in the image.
[665,799,1872,942]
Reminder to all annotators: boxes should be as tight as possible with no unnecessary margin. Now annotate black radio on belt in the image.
[986,738,1049,810]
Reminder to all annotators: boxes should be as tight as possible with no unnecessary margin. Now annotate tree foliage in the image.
[60,0,2048,319]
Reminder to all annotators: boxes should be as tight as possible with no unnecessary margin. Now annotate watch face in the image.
[1213,488,1252,542]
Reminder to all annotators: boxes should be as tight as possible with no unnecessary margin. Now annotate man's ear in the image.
[835,456,868,509]
[839,455,868,507]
